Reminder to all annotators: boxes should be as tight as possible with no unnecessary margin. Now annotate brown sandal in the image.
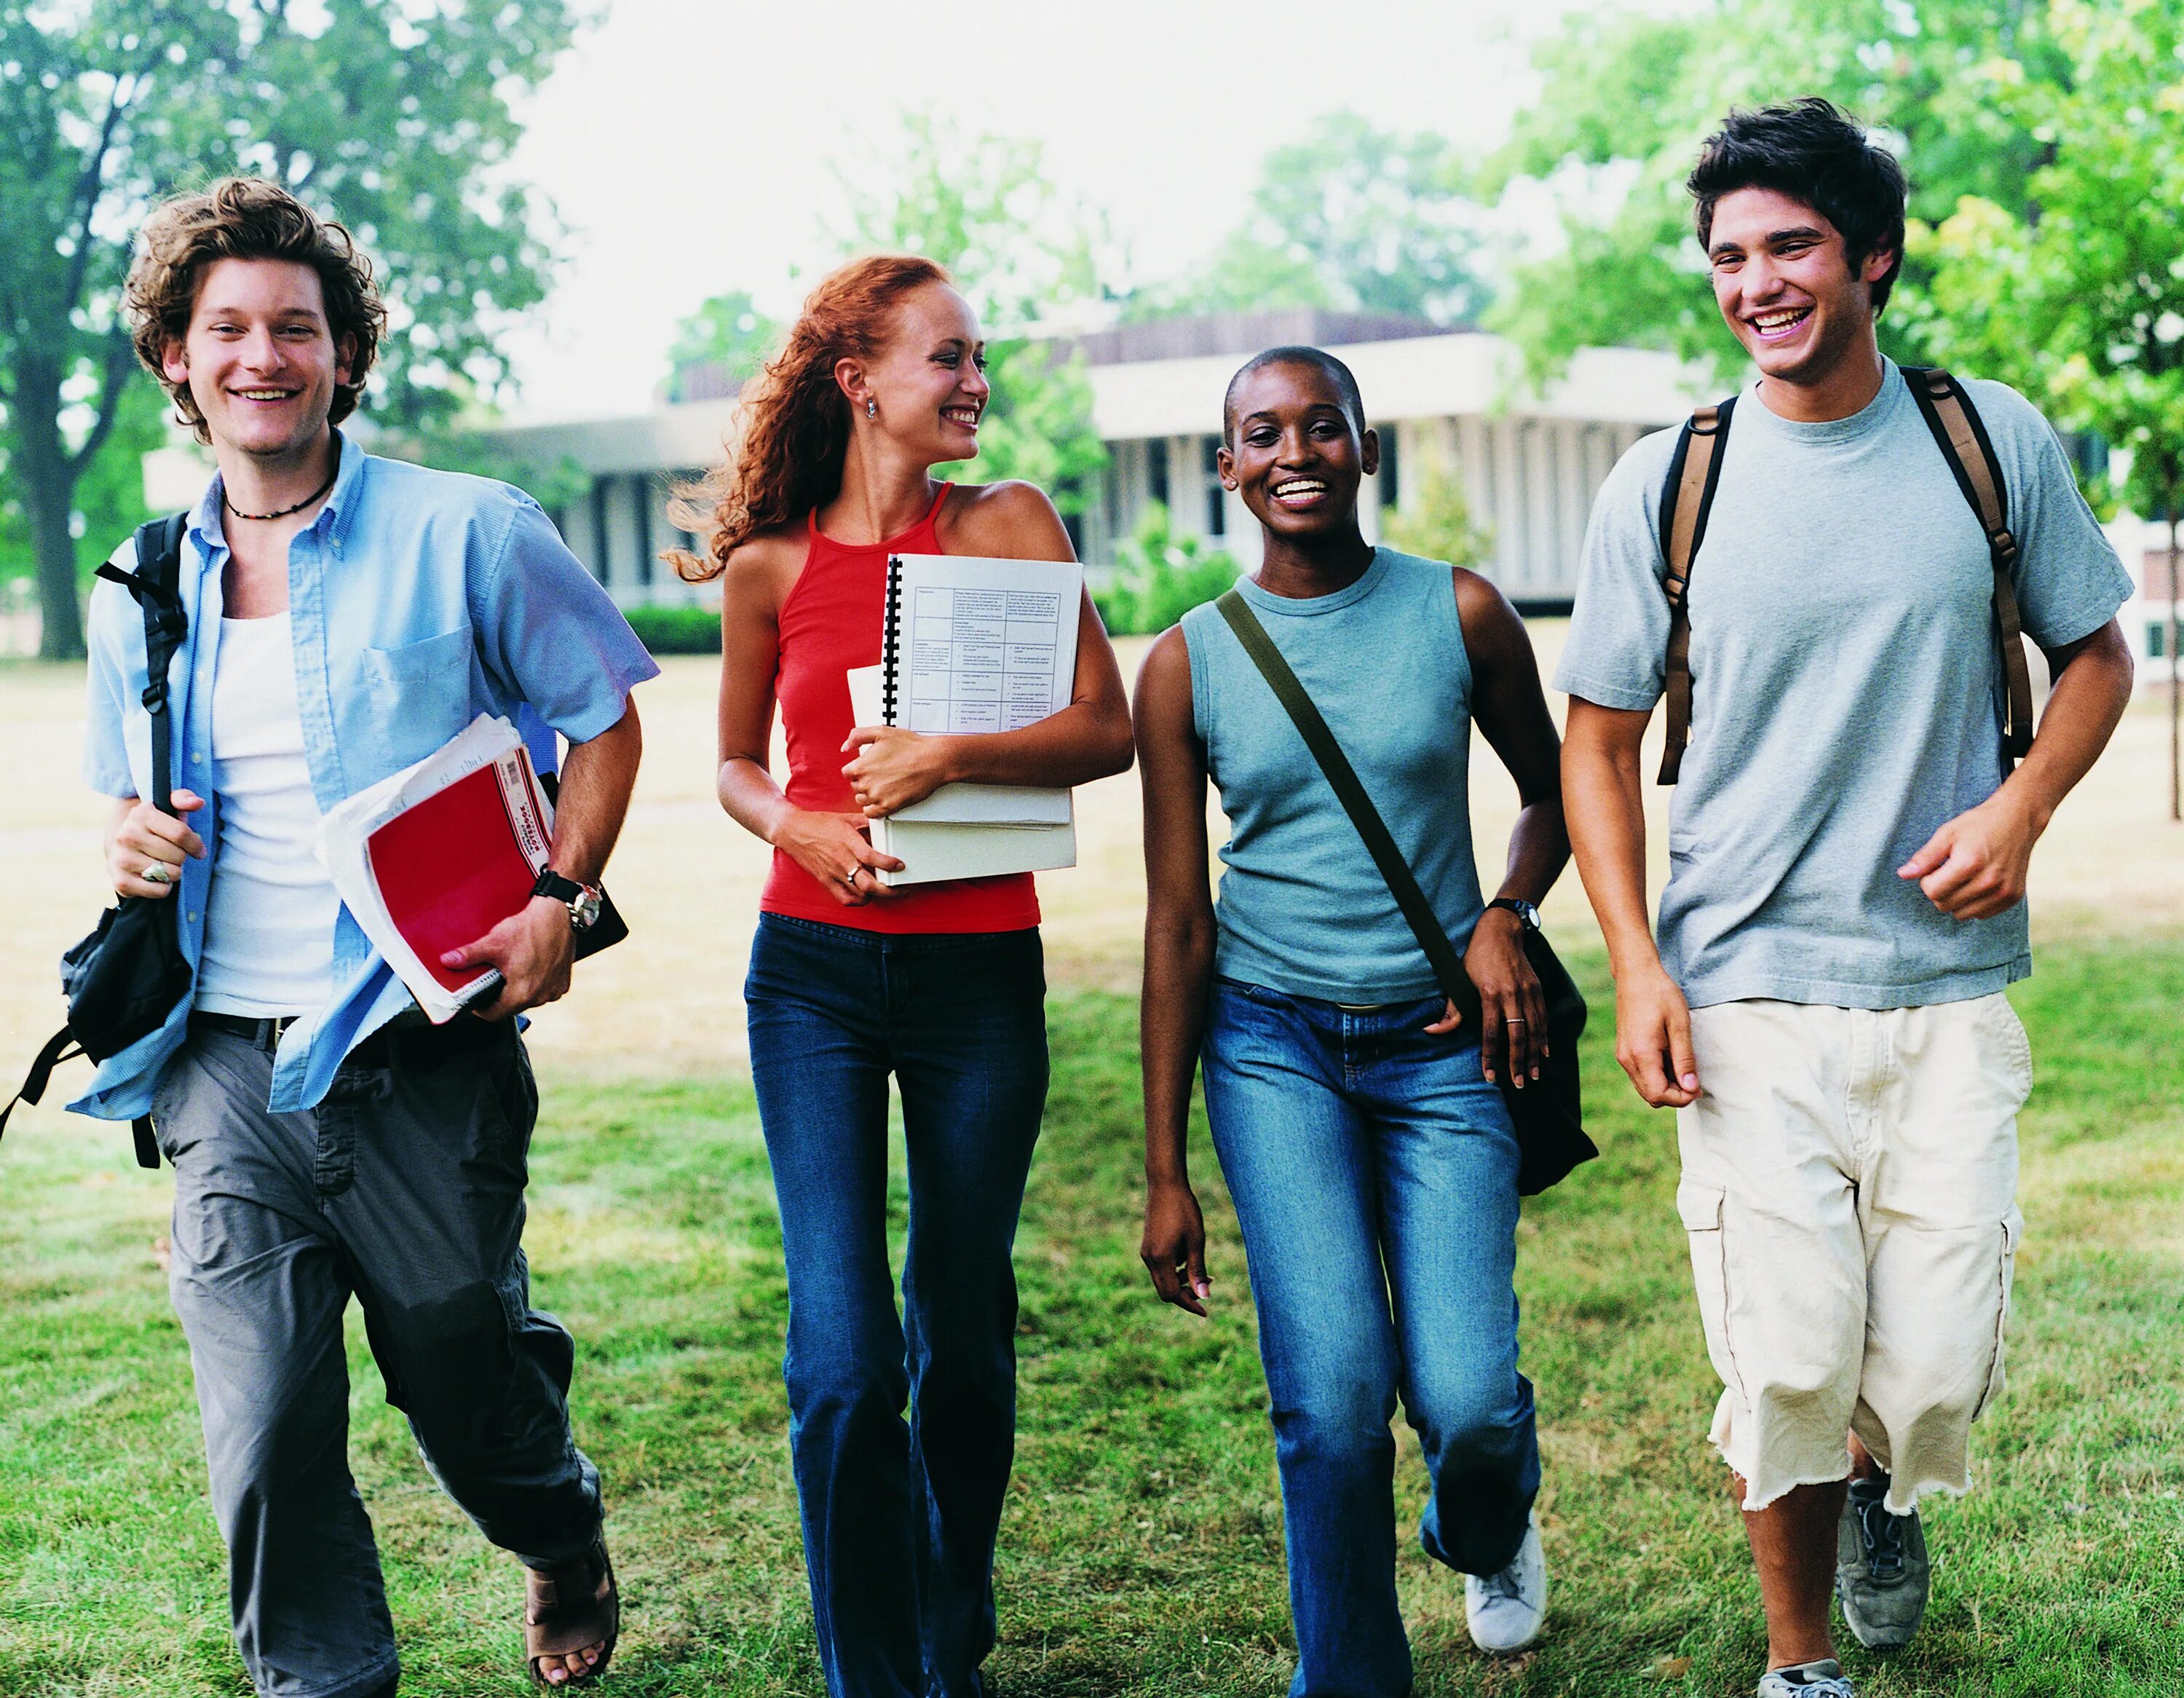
[523,1535,619,1687]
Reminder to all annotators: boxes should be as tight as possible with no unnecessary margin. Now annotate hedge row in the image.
[622,604,721,655]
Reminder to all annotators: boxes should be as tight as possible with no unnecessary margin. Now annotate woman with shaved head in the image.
[1133,347,1571,1693]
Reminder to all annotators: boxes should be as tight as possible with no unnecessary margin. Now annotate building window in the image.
[590,478,614,585]
[1377,424,1399,511]
[1149,438,1171,511]
[2153,621,2170,660]
[1203,435,1225,537]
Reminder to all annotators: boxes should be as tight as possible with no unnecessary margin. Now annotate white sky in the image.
[496,0,1583,419]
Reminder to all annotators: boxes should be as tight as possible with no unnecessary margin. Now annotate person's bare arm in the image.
[1899,618,2134,918]
[443,702,643,1019]
[715,535,903,905]
[1562,697,1699,1107]
[1134,628,1215,1319]
[842,483,1134,813]
[1455,570,1569,1086]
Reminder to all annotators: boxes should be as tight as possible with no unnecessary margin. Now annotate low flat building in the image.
[471,309,1706,612]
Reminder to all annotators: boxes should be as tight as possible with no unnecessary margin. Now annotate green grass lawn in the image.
[4,940,2180,1697]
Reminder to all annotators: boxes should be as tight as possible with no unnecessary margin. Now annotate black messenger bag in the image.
[3,514,194,1166]
[1214,588,1597,1196]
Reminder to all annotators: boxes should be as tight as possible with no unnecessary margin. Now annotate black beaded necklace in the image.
[223,463,339,523]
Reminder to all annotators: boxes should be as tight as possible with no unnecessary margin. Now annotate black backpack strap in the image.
[1212,589,1473,1015]
[1901,366,2036,765]
[1,1027,88,1148]
[96,513,190,814]
[1655,395,1736,784]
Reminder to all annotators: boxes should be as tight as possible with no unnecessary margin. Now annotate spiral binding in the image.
[880,554,903,726]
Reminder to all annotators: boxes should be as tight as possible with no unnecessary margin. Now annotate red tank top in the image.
[759,485,1040,933]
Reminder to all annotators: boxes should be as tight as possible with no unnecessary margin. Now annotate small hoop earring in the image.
[866,398,877,419]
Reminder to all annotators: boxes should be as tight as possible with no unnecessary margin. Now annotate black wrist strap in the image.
[531,868,584,903]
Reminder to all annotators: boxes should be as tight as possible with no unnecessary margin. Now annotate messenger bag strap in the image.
[1212,588,1473,1015]
[1902,366,2035,765]
[1656,396,1735,785]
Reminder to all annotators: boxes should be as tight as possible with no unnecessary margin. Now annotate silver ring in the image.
[1505,1016,1527,1023]
[141,861,171,885]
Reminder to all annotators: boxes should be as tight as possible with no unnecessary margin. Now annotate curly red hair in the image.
[668,254,951,582]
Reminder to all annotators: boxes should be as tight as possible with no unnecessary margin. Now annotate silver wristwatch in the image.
[531,867,604,933]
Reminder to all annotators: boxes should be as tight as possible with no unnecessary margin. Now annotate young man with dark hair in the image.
[77,177,657,1697]
[1557,101,2133,1698]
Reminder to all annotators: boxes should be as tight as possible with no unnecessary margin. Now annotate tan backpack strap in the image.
[1657,398,1734,784]
[1904,366,2036,764]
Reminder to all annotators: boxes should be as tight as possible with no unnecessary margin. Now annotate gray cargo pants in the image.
[151,1016,604,1698]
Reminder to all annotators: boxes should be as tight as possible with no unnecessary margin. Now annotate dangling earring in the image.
[866,398,878,419]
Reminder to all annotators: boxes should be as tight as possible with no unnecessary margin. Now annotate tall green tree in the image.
[1914,0,2184,813]
[663,289,780,402]
[1137,113,1486,325]
[839,114,1108,516]
[0,0,573,659]
[1482,1,2063,382]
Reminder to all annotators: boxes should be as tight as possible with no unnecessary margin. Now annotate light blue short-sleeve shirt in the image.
[76,435,660,1118]
[1554,362,2130,1011]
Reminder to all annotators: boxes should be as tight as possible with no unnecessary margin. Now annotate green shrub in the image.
[1093,503,1243,636]
[622,603,721,656]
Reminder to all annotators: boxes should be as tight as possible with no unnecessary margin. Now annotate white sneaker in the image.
[1464,1514,1548,1653]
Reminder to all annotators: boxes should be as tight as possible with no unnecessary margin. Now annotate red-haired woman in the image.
[674,256,1132,1697]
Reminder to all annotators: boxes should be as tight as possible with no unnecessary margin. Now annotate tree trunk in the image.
[12,352,88,662]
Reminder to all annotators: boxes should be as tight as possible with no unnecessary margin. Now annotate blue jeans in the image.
[744,915,1049,1698]
[1201,979,1540,1698]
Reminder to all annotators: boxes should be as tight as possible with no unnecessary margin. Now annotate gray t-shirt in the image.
[1555,360,2131,1010]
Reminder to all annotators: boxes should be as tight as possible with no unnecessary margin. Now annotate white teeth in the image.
[1272,481,1326,497]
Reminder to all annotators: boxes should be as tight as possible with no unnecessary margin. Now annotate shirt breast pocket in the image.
[360,625,477,766]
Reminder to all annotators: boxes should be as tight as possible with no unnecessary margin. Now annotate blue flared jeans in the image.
[744,914,1049,1698]
[1201,978,1541,1698]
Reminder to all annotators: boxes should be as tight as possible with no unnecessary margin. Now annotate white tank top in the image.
[194,612,340,1017]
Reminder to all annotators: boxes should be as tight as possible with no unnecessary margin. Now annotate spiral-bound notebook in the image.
[844,553,1083,886]
[875,553,1081,828]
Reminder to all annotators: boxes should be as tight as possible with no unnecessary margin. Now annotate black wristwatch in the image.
[532,866,604,933]
[1487,896,1542,932]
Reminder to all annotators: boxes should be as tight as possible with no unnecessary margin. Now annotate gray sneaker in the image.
[1836,1472,1930,1650]
[1757,1660,1855,1697]
[1464,1514,1548,1652]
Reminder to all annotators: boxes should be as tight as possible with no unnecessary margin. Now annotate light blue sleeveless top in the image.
[1179,546,1486,1003]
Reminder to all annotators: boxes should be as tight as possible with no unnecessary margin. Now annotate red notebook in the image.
[363,749,552,998]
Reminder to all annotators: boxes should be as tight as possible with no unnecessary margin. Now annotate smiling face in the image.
[1706,186,1894,388]
[1219,360,1378,542]
[160,256,352,465]
[850,280,990,465]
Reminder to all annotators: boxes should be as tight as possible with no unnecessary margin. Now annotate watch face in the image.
[570,890,604,931]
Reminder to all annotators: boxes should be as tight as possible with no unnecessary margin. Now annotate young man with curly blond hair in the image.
[77,177,656,1696]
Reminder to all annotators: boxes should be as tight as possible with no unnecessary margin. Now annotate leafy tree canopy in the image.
[1483,0,2065,384]
[663,289,780,402]
[1,0,574,657]
[1133,113,1486,326]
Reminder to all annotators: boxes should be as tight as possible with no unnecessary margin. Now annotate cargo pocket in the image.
[1677,1181,1747,1407]
[1972,1209,2021,1420]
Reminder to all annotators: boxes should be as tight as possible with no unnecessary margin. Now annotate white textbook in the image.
[847,665,1076,888]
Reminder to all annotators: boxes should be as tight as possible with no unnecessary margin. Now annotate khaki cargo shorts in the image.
[1676,992,2033,1514]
